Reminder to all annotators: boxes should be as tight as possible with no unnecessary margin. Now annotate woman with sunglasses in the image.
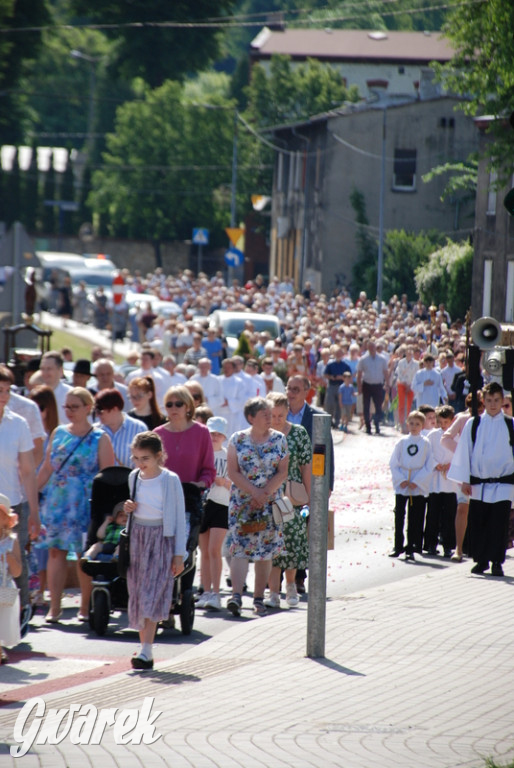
[184,380,206,409]
[154,386,216,588]
[127,376,166,431]
[38,387,115,623]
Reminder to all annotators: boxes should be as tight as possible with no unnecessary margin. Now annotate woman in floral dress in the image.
[266,392,311,608]
[226,397,288,617]
[38,388,114,622]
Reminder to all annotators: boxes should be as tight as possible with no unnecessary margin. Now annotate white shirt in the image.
[411,367,447,408]
[440,363,460,395]
[426,428,457,494]
[448,413,514,503]
[396,357,419,387]
[0,407,34,505]
[8,391,46,442]
[53,379,73,424]
[191,373,223,413]
[389,433,434,496]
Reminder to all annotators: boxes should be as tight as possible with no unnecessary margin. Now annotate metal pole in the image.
[306,412,331,659]
[376,107,386,314]
[228,110,238,285]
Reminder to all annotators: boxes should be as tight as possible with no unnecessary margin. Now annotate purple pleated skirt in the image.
[126,518,175,630]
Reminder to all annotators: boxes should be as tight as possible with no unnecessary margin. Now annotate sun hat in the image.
[206,416,228,437]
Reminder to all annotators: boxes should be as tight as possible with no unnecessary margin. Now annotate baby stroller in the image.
[159,483,202,636]
[81,468,200,636]
[81,466,131,636]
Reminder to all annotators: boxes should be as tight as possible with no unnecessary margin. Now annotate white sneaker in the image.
[195,592,211,608]
[205,593,221,611]
[264,592,281,608]
[286,583,299,607]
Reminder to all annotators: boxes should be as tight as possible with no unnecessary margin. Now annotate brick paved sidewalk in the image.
[1,553,513,768]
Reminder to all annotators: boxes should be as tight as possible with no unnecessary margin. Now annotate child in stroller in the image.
[83,502,127,562]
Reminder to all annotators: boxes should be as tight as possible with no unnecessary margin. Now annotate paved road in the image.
[0,420,461,706]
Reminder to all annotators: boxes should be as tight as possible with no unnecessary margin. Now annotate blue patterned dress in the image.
[228,429,287,561]
[41,426,103,553]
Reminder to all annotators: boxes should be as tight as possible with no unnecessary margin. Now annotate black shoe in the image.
[470,561,488,575]
[131,654,153,670]
[388,549,403,557]
[405,552,415,561]
[427,546,439,556]
[491,563,504,577]
[366,428,372,435]
[295,579,306,594]
[227,593,242,616]
[443,549,452,558]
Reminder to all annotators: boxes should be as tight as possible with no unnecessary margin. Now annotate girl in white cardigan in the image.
[124,432,186,670]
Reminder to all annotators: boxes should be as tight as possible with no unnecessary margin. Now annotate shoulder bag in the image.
[117,471,139,578]
[272,495,295,526]
[285,479,309,507]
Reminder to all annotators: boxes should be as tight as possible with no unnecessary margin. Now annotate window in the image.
[393,149,417,191]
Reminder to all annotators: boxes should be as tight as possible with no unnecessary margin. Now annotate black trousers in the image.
[468,498,511,565]
[424,492,457,552]
[362,382,384,430]
[394,494,426,554]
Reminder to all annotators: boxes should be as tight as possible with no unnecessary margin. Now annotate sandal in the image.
[45,611,63,624]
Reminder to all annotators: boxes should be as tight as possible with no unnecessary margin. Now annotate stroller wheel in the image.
[93,590,109,636]
[179,589,195,636]
[88,598,95,631]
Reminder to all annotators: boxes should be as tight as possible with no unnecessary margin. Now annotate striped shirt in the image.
[95,413,146,468]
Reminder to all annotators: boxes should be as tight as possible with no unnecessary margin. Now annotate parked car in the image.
[208,310,281,354]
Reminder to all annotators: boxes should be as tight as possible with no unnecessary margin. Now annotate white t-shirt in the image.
[207,447,230,506]
[135,473,164,521]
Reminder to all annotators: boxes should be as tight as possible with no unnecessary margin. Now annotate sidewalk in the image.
[1,552,513,767]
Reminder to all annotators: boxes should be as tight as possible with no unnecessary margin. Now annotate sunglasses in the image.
[64,404,84,411]
[165,401,185,409]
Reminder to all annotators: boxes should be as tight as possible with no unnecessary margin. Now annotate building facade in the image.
[472,118,514,323]
[269,95,478,296]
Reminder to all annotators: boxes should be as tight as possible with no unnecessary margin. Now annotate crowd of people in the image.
[1,268,513,668]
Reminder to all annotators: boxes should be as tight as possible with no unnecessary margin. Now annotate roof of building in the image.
[250,27,453,64]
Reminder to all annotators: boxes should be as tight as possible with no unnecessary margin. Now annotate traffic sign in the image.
[224,247,244,267]
[193,228,209,245]
[225,227,244,246]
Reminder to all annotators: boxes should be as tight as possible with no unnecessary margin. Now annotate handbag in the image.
[272,496,295,526]
[0,585,18,607]
[117,471,139,578]
[285,479,309,507]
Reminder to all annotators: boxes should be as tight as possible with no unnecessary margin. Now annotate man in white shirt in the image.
[217,358,245,437]
[412,354,448,409]
[440,350,461,404]
[191,358,223,413]
[40,351,72,424]
[93,359,129,410]
[448,382,514,577]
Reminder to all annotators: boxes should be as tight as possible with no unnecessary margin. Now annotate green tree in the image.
[415,239,473,321]
[382,229,443,302]
[89,81,237,264]
[350,188,378,298]
[0,0,49,142]
[246,55,359,128]
[70,0,236,88]
[436,0,514,170]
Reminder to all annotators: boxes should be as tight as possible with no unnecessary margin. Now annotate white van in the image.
[208,310,281,353]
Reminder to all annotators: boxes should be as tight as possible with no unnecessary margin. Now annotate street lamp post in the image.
[70,49,102,158]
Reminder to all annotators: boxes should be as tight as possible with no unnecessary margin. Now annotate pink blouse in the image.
[154,421,216,488]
